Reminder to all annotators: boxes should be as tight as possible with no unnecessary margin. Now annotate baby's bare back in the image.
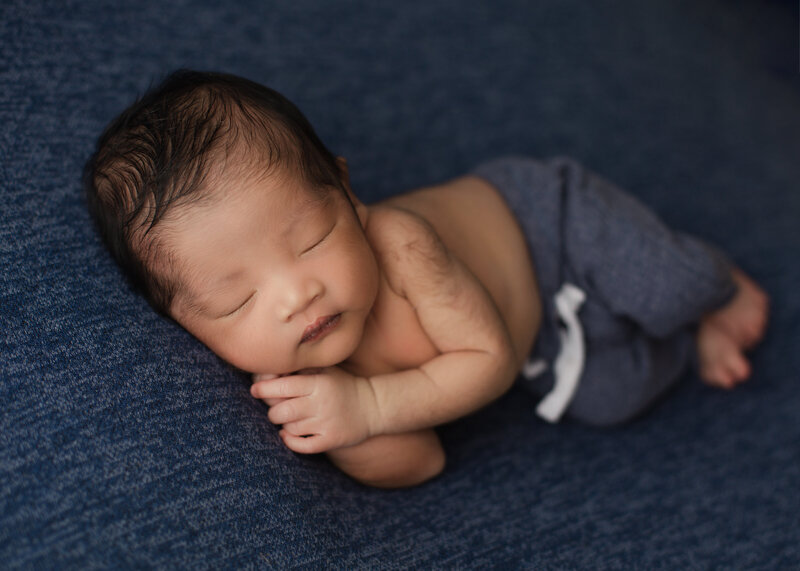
[378,175,542,369]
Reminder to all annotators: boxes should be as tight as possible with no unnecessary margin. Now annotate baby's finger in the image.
[280,430,326,455]
[251,375,310,400]
[281,418,318,438]
[267,397,311,426]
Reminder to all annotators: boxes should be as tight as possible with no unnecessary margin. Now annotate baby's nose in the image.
[277,277,324,322]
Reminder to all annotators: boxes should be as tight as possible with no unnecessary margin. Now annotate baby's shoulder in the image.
[364,205,451,292]
[365,205,443,255]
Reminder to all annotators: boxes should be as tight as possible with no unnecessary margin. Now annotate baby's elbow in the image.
[330,431,447,489]
[358,443,446,489]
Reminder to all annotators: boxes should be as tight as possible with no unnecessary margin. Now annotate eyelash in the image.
[302,223,335,254]
[221,292,255,318]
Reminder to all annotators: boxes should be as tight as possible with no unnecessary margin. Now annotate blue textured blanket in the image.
[2,1,798,567]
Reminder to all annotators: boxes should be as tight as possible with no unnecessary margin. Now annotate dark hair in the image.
[84,69,342,316]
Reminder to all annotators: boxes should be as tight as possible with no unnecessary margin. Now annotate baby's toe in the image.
[727,352,751,384]
[698,339,751,389]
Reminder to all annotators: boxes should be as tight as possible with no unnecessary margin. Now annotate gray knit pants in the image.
[472,157,736,426]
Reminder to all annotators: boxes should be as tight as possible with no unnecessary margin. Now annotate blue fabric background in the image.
[2,0,798,568]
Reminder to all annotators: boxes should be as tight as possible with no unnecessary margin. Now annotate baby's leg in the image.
[565,327,694,427]
[561,267,768,424]
[555,157,737,338]
[696,268,769,388]
[550,158,769,391]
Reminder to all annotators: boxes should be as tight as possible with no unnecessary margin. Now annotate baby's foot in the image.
[695,267,768,389]
[696,320,751,389]
[706,268,769,350]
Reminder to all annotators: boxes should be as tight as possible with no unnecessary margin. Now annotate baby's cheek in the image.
[210,328,272,374]
[244,339,294,375]
[345,244,379,306]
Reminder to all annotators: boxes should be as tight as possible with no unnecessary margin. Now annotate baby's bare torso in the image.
[343,176,541,377]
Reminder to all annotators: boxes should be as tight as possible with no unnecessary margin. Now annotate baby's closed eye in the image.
[218,291,256,318]
[300,222,336,255]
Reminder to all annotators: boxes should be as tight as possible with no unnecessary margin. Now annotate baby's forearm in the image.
[365,347,517,437]
[251,352,514,456]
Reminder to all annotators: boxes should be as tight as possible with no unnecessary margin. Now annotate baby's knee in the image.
[565,358,683,427]
[566,394,654,427]
[563,330,693,426]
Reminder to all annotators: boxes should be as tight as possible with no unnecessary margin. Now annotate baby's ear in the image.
[336,156,368,226]
[353,200,370,228]
[336,156,350,185]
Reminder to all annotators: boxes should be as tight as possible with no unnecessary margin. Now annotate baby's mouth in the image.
[300,313,341,344]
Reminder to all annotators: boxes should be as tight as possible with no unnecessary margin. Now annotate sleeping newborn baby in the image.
[85,70,769,488]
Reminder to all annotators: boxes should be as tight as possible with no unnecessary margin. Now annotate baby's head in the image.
[85,70,379,374]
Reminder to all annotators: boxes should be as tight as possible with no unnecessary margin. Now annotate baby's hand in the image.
[250,367,379,454]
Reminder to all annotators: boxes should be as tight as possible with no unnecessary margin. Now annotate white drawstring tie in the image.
[522,283,587,423]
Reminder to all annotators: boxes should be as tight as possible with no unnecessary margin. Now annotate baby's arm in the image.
[325,430,445,488]
[254,208,519,452]
[254,372,446,488]
[357,207,520,434]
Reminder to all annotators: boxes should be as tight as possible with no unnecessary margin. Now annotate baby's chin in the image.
[290,351,353,375]
[246,314,365,375]
[253,348,353,377]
